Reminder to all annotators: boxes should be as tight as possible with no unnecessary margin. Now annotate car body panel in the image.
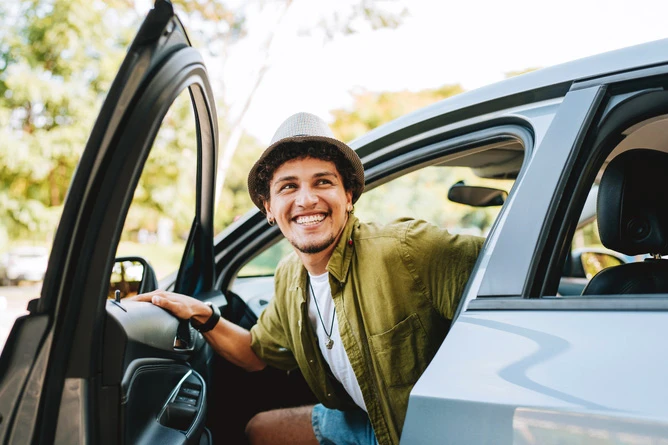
[403,310,668,443]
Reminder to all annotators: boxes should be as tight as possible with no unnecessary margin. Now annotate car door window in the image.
[114,89,197,286]
[532,88,668,300]
[237,165,515,278]
[237,150,519,278]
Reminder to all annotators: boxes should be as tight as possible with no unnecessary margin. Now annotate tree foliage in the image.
[330,85,465,142]
[0,0,407,250]
[0,0,134,246]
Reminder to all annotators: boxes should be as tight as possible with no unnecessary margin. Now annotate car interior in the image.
[554,90,668,298]
[582,149,668,295]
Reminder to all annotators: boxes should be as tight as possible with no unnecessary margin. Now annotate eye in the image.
[279,183,296,192]
[316,179,332,186]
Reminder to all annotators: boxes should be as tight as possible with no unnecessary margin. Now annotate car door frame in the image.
[0,2,218,443]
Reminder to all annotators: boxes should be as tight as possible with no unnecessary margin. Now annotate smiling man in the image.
[136,112,483,445]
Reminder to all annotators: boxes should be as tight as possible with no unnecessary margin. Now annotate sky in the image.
[181,0,668,143]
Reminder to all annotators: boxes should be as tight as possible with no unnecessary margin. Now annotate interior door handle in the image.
[173,320,196,352]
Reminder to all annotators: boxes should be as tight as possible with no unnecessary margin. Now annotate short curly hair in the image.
[254,140,362,205]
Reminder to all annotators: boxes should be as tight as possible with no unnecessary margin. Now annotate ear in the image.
[345,191,353,211]
[263,200,273,219]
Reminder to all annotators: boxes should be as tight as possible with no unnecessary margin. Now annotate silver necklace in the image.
[308,278,336,349]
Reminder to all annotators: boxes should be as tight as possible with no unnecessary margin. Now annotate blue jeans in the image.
[311,404,378,445]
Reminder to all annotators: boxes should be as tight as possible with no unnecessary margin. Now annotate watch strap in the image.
[190,302,221,333]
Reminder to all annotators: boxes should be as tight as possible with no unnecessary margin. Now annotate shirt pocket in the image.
[368,313,429,388]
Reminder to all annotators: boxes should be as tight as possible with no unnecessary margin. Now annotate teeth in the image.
[295,214,325,225]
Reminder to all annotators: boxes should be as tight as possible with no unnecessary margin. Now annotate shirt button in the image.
[309,359,314,364]
[327,393,332,397]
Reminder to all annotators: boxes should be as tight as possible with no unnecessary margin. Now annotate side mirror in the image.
[447,181,507,207]
[109,256,159,300]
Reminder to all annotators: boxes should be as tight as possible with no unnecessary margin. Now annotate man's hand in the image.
[128,290,211,323]
[128,290,266,372]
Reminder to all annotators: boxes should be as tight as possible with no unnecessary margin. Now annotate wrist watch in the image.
[190,302,221,333]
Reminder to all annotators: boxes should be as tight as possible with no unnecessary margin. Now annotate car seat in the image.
[582,149,668,295]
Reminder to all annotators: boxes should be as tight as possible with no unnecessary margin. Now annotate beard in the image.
[289,233,337,254]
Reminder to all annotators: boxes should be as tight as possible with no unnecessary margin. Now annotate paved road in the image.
[0,283,40,351]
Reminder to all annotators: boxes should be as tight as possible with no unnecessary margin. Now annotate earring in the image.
[267,217,275,226]
[347,205,354,213]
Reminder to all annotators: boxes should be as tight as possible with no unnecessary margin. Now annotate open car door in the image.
[0,1,219,443]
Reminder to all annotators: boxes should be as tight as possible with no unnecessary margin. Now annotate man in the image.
[135,112,483,444]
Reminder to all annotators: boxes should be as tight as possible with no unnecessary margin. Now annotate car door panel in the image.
[104,301,214,444]
[403,310,668,443]
[123,363,206,445]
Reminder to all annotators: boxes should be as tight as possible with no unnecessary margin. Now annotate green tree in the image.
[0,0,134,246]
[0,0,408,249]
[330,85,464,142]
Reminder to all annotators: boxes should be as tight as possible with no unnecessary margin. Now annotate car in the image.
[3,1,668,444]
[0,246,49,286]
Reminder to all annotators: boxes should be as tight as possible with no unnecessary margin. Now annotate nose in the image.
[295,185,318,208]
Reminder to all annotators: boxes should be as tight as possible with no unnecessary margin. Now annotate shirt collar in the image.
[326,214,358,284]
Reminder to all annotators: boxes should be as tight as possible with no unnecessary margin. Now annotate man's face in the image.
[264,156,353,255]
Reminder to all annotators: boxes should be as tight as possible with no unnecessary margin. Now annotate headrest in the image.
[598,149,668,255]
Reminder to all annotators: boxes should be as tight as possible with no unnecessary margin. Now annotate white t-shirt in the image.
[307,271,367,411]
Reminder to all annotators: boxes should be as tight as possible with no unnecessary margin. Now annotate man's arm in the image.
[131,291,266,372]
[402,220,484,320]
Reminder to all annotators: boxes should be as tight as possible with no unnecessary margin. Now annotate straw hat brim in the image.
[247,135,365,213]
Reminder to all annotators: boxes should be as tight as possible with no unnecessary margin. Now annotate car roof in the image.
[351,38,668,151]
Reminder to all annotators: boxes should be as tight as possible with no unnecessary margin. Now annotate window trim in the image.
[476,86,607,299]
[468,296,668,311]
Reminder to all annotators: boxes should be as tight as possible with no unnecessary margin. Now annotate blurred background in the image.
[2,0,667,347]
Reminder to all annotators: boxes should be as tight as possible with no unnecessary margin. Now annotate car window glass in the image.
[355,166,513,236]
[114,89,197,287]
[570,220,625,277]
[237,239,293,277]
[548,104,668,298]
[237,165,515,278]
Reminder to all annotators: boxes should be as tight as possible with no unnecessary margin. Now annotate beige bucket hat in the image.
[247,112,365,212]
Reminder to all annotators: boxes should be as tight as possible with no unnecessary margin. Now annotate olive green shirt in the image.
[250,216,483,445]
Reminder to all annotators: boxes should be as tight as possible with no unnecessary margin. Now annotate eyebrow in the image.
[273,171,338,184]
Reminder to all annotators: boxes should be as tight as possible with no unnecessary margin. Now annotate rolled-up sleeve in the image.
[249,264,299,371]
